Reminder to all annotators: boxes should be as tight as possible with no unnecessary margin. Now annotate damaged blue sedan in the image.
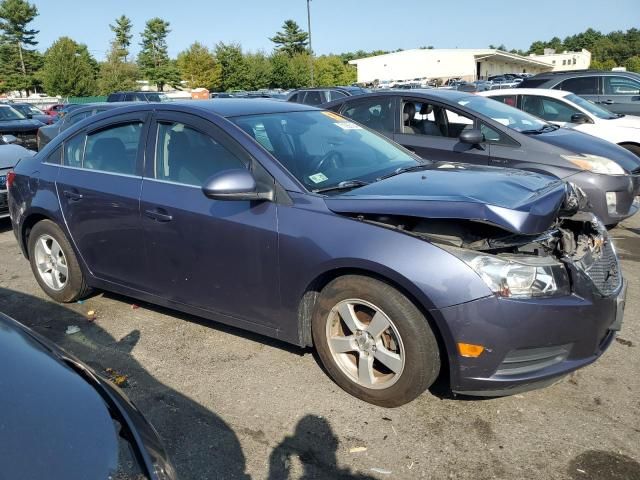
[8,100,626,406]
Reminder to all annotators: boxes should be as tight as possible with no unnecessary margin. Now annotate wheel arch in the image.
[20,211,56,260]
[296,267,452,374]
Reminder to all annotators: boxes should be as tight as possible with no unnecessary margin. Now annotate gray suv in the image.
[519,70,640,116]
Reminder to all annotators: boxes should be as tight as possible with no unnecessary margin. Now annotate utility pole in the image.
[307,0,314,86]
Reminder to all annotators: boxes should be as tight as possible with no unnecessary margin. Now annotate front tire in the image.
[312,275,440,407]
[28,220,91,303]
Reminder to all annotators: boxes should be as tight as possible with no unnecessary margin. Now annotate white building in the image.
[348,49,554,84]
[528,49,592,71]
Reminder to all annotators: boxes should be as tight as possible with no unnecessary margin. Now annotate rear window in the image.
[518,78,549,89]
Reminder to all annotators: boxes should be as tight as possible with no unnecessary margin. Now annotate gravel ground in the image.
[0,215,638,480]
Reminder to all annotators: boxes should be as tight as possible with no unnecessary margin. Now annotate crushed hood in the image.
[324,163,570,235]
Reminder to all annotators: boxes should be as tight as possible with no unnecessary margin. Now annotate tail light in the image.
[6,171,16,189]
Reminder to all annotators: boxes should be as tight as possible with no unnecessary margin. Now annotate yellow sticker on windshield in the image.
[321,111,346,121]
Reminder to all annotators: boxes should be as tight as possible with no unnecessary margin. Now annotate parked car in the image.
[107,91,170,102]
[37,103,129,151]
[43,103,65,117]
[322,90,640,226]
[480,88,640,157]
[8,99,626,406]
[9,103,54,125]
[518,70,640,116]
[1,134,34,218]
[0,311,176,479]
[0,103,44,150]
[287,86,369,106]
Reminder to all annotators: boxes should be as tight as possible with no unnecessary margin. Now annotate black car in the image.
[0,311,176,480]
[519,70,640,115]
[287,86,369,106]
[37,103,129,151]
[321,90,640,226]
[107,91,170,102]
[9,102,53,125]
[0,103,44,150]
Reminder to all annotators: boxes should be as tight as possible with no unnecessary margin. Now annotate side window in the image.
[479,123,516,145]
[341,97,394,134]
[82,123,143,174]
[329,90,347,101]
[490,95,517,107]
[44,146,62,165]
[64,134,85,168]
[288,93,299,103]
[401,101,473,138]
[155,122,247,187]
[604,76,640,95]
[558,76,598,95]
[522,96,579,122]
[66,111,91,127]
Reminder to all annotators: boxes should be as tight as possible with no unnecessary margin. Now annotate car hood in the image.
[537,127,640,173]
[0,118,44,131]
[324,163,569,235]
[0,144,34,169]
[608,114,640,129]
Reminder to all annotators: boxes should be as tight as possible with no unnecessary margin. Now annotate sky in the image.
[28,0,639,60]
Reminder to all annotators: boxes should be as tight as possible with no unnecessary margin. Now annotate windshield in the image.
[458,95,548,132]
[231,110,423,192]
[566,93,617,119]
[0,105,27,121]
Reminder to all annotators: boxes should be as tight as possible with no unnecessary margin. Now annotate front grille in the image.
[584,241,621,297]
[495,344,572,376]
[0,191,8,215]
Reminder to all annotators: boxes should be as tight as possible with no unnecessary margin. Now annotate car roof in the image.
[527,69,640,79]
[325,89,475,104]
[173,98,319,117]
[480,88,571,98]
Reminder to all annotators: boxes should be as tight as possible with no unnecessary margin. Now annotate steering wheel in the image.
[309,150,344,174]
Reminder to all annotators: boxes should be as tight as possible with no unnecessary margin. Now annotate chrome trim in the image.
[57,164,142,180]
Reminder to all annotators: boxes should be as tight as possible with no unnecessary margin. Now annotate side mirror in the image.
[570,113,591,125]
[202,169,273,201]
[459,129,484,145]
[1,134,18,144]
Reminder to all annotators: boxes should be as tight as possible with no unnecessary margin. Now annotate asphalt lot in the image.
[0,215,639,480]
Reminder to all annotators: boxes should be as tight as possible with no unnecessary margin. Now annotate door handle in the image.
[601,99,615,105]
[144,208,173,222]
[63,190,83,201]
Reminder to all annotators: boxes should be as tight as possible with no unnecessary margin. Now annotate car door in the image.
[555,76,600,105]
[394,98,490,165]
[56,111,149,289]
[600,75,640,115]
[139,111,280,327]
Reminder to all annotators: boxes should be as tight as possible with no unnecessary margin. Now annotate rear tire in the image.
[28,220,91,303]
[312,275,440,407]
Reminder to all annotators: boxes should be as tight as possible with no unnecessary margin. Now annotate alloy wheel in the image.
[34,234,69,291]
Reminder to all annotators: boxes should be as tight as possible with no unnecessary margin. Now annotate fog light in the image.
[458,343,485,358]
[606,192,617,214]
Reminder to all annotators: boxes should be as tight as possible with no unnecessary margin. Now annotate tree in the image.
[97,21,139,95]
[176,42,220,90]
[625,56,640,73]
[0,0,39,95]
[137,17,180,91]
[109,14,132,61]
[245,51,272,90]
[314,55,355,87]
[214,42,249,91]
[41,37,97,96]
[270,19,309,57]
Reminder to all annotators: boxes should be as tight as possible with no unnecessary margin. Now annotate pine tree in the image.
[269,20,309,57]
[0,0,39,95]
[41,37,97,96]
[137,17,180,91]
[109,14,132,61]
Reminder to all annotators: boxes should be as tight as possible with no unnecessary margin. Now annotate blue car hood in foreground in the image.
[325,163,568,235]
[0,144,35,169]
[537,128,640,173]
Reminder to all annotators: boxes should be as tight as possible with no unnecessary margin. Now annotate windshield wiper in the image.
[376,163,430,181]
[313,180,369,194]
[520,124,559,135]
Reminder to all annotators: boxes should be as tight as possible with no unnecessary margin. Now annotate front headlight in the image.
[562,154,626,175]
[445,248,570,298]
